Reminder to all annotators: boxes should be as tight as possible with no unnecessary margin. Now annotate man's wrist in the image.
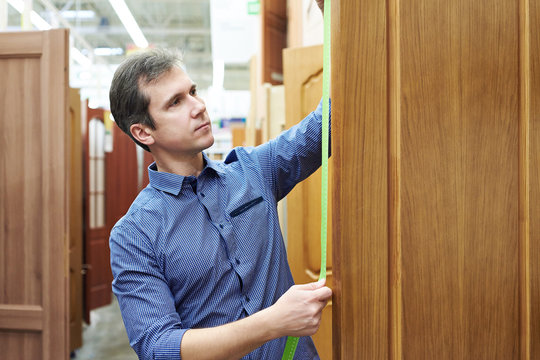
[251,305,282,342]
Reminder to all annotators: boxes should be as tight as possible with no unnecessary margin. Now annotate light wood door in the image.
[332,0,539,359]
[69,88,83,351]
[284,45,333,359]
[0,29,69,360]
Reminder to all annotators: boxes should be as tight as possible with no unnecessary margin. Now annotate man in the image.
[109,3,329,359]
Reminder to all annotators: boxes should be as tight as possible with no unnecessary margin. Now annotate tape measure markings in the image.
[281,0,331,358]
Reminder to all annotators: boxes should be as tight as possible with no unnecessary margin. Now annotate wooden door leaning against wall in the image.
[69,88,84,352]
[83,108,142,323]
[84,107,111,322]
[283,44,333,360]
[0,29,70,360]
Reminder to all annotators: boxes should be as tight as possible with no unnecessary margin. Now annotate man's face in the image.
[143,66,214,156]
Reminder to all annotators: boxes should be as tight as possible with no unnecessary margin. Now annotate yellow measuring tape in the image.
[281,0,331,358]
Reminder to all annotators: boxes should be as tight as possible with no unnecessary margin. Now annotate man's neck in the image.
[153,151,205,177]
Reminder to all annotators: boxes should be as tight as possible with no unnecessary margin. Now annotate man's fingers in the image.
[312,278,326,289]
[294,279,326,291]
[313,286,332,301]
[293,280,332,302]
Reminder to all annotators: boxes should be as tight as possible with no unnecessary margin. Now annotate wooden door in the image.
[332,0,539,359]
[105,119,139,243]
[262,0,287,84]
[0,29,69,360]
[284,45,333,359]
[69,88,83,351]
[83,107,111,322]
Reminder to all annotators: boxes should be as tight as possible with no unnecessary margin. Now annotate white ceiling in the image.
[6,0,255,107]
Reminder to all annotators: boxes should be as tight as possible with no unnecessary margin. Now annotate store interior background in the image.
[2,0,324,358]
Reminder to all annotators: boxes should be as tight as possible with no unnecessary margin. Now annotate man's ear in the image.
[130,123,155,147]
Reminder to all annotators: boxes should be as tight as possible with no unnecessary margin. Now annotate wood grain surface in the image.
[332,0,538,358]
[0,29,69,360]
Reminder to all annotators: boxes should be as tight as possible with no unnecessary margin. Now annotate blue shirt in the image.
[110,100,327,360]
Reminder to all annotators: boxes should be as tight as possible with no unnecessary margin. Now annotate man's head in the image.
[109,48,185,152]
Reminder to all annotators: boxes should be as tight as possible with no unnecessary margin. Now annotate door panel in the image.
[400,0,519,358]
[332,0,538,359]
[284,44,333,360]
[0,29,69,360]
[69,88,83,351]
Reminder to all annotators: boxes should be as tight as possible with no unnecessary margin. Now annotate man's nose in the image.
[191,97,206,117]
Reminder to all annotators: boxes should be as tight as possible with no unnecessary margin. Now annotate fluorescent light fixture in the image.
[94,47,124,56]
[107,0,148,48]
[60,10,96,20]
[7,0,51,30]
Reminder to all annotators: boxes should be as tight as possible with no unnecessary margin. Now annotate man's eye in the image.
[190,88,197,96]
[170,98,180,106]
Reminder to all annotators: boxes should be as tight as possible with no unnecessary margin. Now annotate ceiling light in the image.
[60,10,96,20]
[94,47,124,56]
[107,0,148,48]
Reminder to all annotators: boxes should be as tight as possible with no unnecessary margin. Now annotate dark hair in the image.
[109,48,185,152]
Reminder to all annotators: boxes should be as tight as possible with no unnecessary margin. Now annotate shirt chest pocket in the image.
[230,196,264,217]
[228,195,270,245]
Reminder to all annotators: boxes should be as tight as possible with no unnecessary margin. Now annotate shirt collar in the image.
[202,152,225,175]
[148,152,225,195]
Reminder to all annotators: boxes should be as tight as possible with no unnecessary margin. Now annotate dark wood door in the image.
[83,107,111,322]
[105,119,139,241]
[83,108,142,322]
[262,0,287,84]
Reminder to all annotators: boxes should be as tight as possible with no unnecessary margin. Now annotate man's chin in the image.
[203,137,215,151]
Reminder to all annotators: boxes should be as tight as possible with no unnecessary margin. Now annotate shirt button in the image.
[219,224,224,229]
[235,258,240,265]
[245,295,250,302]
[200,193,205,197]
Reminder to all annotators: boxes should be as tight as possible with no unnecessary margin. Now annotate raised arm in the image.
[240,98,330,202]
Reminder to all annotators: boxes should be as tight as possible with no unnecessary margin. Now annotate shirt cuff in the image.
[315,97,324,119]
[154,328,188,360]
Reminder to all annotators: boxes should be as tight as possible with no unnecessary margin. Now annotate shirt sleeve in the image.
[250,98,331,201]
[110,223,187,360]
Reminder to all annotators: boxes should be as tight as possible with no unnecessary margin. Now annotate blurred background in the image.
[0,1,324,358]
[3,0,323,158]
